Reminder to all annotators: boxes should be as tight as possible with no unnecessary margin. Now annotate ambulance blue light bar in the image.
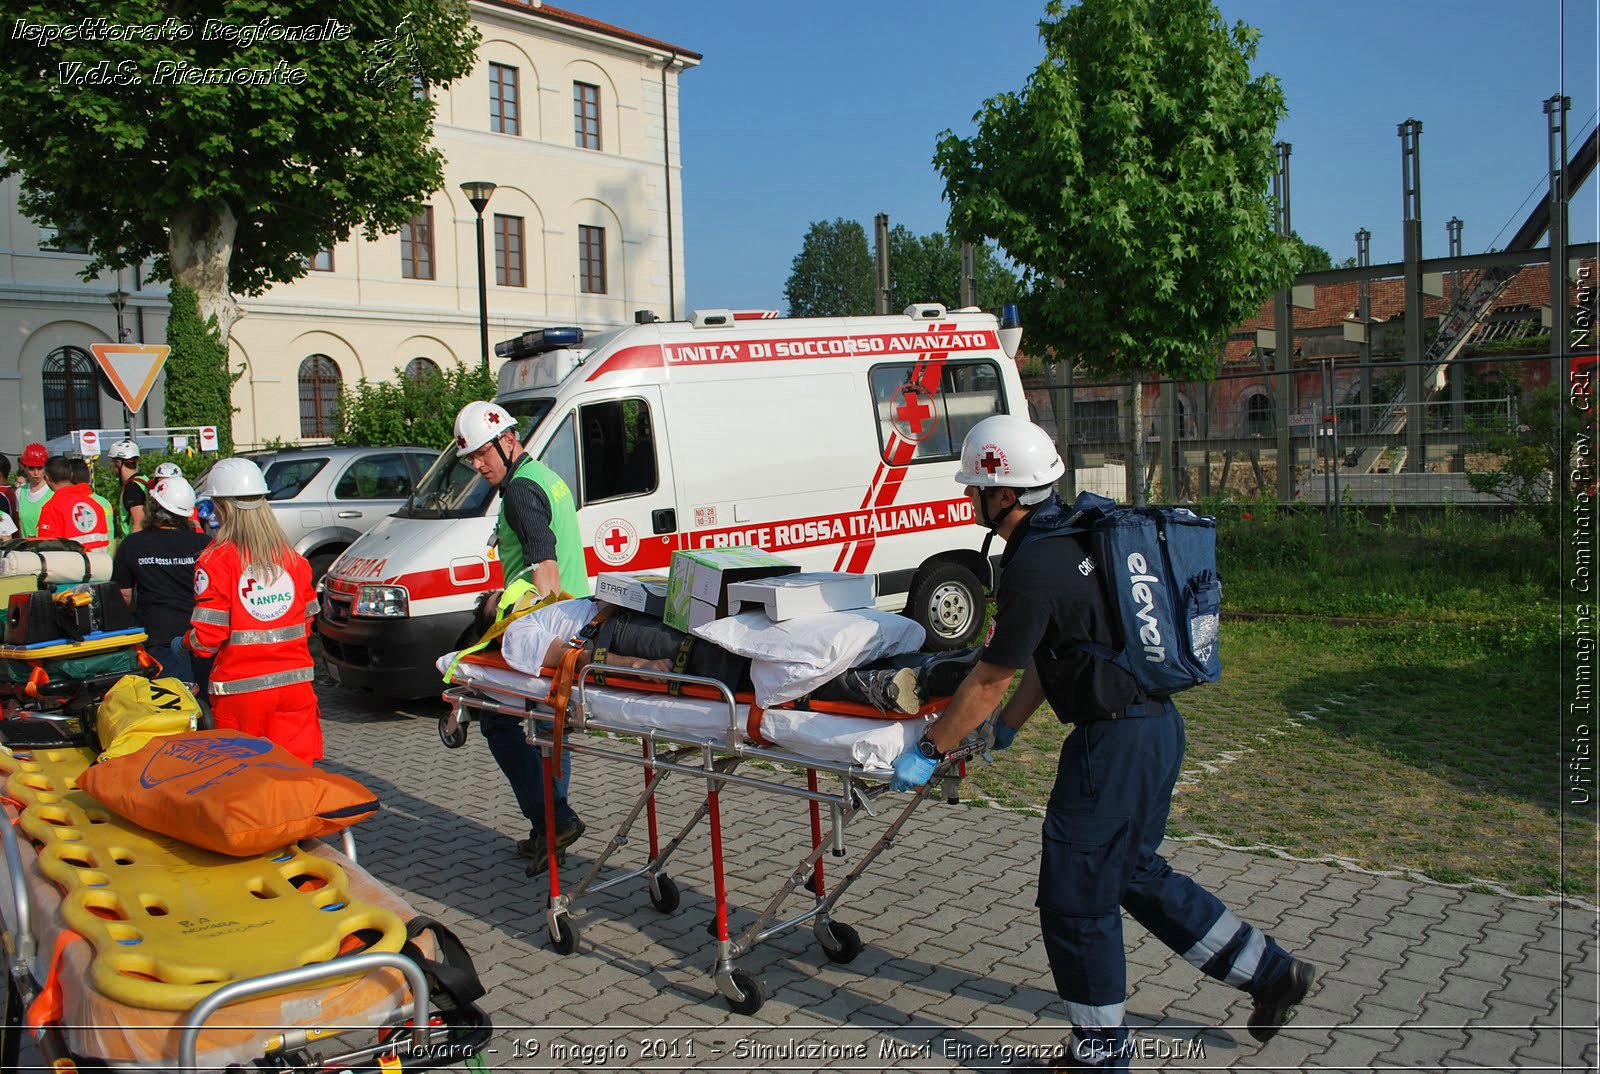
[495,326,584,360]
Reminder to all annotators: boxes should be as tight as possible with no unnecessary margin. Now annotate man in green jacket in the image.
[454,400,590,865]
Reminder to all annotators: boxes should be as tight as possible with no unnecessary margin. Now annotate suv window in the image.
[870,360,1004,464]
[262,457,328,501]
[335,453,414,500]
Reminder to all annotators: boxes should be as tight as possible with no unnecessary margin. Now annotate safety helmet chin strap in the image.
[491,431,516,475]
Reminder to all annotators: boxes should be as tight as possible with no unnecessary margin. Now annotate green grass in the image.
[962,508,1592,904]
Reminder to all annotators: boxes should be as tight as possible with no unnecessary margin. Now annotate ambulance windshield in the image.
[398,398,555,519]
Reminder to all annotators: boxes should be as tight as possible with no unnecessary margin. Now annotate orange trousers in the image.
[210,680,323,764]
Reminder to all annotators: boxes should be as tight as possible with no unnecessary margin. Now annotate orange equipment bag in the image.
[76,729,379,857]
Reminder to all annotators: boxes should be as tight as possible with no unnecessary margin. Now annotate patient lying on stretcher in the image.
[505,598,980,716]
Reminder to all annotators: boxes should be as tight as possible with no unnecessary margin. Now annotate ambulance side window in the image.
[577,398,657,504]
[538,412,580,502]
[869,360,1005,464]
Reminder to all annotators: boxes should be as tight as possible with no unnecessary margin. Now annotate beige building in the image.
[0,2,698,455]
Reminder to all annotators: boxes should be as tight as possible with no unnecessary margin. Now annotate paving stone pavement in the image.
[321,686,1598,1073]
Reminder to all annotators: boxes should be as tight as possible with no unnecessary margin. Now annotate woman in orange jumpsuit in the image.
[183,458,322,763]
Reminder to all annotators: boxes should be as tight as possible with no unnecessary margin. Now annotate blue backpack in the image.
[1017,491,1222,696]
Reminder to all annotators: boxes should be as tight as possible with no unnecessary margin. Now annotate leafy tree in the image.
[887,225,1021,311]
[1291,231,1333,273]
[0,1,480,345]
[163,284,242,452]
[1468,385,1587,536]
[335,362,495,448]
[783,218,875,316]
[934,0,1294,499]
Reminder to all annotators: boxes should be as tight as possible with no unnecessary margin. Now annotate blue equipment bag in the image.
[1042,491,1223,696]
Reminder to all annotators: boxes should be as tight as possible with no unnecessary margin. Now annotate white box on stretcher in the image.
[725,571,877,621]
[594,571,669,618]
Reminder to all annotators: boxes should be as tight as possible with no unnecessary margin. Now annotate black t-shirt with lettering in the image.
[111,527,212,646]
[981,514,1144,723]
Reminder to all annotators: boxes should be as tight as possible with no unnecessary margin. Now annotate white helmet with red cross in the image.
[454,401,516,455]
[955,415,1064,505]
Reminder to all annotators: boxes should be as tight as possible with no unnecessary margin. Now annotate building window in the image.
[1245,392,1273,437]
[494,214,525,287]
[490,63,519,135]
[405,357,441,381]
[574,81,601,149]
[309,247,334,271]
[38,221,89,254]
[401,208,433,279]
[42,346,101,439]
[299,354,342,438]
[579,225,606,294]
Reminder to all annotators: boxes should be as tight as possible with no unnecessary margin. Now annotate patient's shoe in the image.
[842,666,921,714]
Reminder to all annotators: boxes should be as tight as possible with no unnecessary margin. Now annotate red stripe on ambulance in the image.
[691,498,973,555]
[584,331,997,382]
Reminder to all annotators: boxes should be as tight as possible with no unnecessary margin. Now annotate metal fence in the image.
[1025,351,1558,514]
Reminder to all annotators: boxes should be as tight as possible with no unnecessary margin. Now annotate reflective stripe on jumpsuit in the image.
[1037,704,1294,1070]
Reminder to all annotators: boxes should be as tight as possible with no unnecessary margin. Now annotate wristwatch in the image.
[916,735,947,762]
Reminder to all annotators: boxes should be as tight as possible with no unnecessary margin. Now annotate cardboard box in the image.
[664,547,798,631]
[594,571,670,618]
[726,571,877,621]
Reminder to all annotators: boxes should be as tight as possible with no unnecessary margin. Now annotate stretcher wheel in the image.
[819,921,864,964]
[724,969,767,1015]
[648,874,681,913]
[549,916,579,955]
[438,713,468,749]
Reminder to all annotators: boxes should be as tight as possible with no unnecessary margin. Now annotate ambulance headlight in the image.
[354,585,410,618]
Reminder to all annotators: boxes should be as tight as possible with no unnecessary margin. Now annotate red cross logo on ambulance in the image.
[71,502,99,534]
[891,384,939,443]
[594,518,637,567]
[238,567,297,622]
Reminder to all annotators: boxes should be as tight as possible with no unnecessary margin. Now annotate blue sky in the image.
[577,0,1599,313]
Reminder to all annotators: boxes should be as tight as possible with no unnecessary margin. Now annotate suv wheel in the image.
[308,551,342,585]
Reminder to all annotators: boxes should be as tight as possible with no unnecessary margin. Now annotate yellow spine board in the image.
[0,632,147,661]
[0,745,406,1011]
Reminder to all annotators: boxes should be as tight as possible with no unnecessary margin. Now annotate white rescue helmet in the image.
[955,415,1064,505]
[149,476,197,516]
[206,457,269,500]
[454,400,516,455]
[109,439,140,461]
[152,462,182,479]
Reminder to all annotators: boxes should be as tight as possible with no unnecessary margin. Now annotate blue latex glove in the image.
[889,749,937,791]
[992,718,1018,751]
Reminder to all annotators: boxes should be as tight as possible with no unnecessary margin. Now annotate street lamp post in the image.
[108,286,134,439]
[461,181,497,371]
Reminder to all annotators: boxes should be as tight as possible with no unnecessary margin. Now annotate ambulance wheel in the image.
[550,917,579,955]
[724,969,767,1015]
[649,874,681,914]
[818,921,864,964]
[907,561,985,651]
[438,714,468,749]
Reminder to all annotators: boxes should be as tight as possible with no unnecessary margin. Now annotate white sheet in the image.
[438,652,926,772]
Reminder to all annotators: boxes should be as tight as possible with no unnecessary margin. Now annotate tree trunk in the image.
[168,202,242,343]
[1129,375,1147,506]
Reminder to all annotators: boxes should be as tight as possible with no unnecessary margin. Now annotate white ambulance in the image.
[318,303,1027,697]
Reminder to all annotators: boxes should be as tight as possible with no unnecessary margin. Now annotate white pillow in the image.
[694,609,925,707]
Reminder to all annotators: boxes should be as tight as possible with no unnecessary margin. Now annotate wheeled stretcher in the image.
[439,648,983,1015]
[0,739,493,1071]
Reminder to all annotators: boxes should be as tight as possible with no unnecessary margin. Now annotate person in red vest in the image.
[183,457,322,763]
[33,455,110,552]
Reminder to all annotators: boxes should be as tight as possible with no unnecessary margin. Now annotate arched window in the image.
[42,346,102,439]
[405,357,441,382]
[299,355,342,438]
[1245,392,1273,437]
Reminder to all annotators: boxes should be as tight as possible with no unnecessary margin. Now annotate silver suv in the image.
[197,445,439,580]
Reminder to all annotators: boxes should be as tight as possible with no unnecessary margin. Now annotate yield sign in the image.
[89,343,169,412]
